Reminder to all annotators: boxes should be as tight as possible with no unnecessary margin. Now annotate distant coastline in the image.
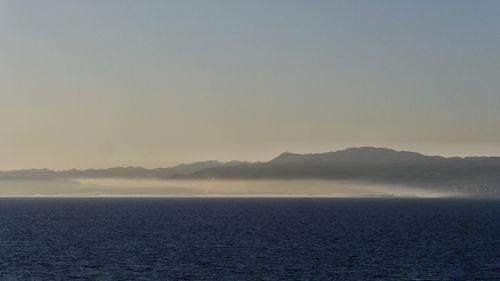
[1,147,499,197]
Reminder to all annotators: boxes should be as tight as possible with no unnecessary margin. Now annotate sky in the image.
[1,0,500,170]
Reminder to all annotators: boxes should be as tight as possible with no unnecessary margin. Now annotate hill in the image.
[188,147,500,196]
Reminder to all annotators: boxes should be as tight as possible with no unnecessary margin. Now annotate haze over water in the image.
[0,179,456,198]
[1,1,500,279]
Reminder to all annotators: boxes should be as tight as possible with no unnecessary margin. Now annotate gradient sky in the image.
[1,0,500,170]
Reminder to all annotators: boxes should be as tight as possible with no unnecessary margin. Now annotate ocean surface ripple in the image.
[0,198,499,280]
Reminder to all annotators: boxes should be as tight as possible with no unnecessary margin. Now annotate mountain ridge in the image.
[185,147,500,196]
[1,147,499,197]
[0,160,248,180]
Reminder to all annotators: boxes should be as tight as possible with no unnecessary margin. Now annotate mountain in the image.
[187,147,500,196]
[1,147,499,196]
[0,160,247,180]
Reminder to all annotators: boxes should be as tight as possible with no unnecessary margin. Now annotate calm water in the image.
[0,198,499,280]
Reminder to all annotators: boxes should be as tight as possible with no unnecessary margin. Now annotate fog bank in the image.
[0,179,458,198]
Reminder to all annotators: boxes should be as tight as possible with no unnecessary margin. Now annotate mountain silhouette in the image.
[1,147,499,196]
[187,147,500,196]
[0,160,247,180]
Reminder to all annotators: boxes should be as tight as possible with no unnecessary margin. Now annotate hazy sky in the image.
[1,0,500,170]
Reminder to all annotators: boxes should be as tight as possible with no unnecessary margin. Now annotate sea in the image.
[0,198,499,280]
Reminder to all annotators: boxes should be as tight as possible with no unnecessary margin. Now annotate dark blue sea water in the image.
[0,198,499,280]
